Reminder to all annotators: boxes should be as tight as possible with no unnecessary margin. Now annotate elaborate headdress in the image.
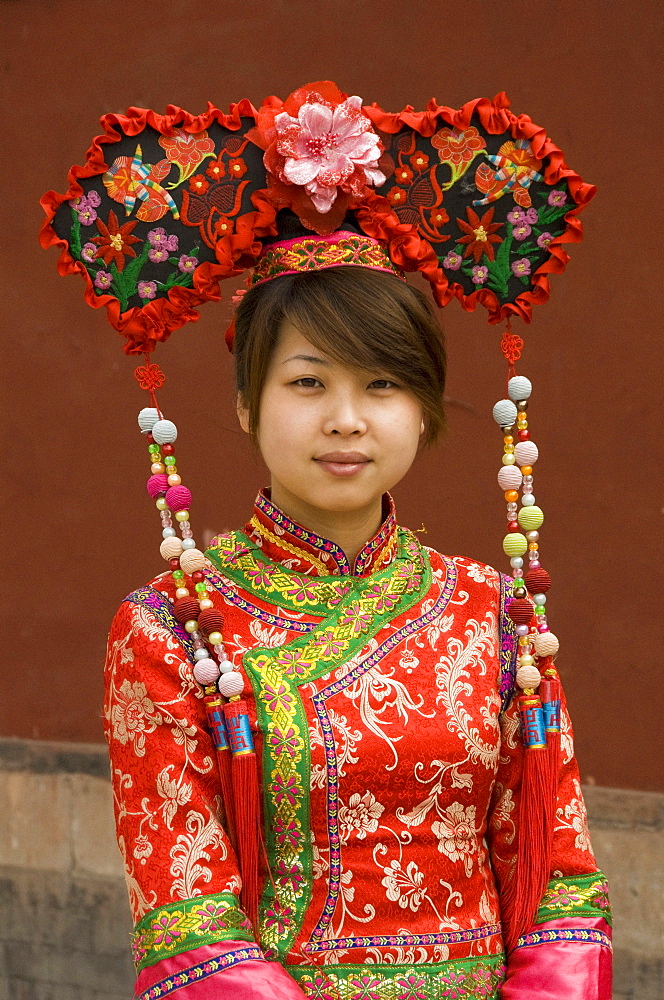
[41,80,595,947]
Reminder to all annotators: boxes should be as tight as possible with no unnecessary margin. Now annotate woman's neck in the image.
[269,483,384,569]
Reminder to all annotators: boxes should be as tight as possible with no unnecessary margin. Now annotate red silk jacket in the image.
[104,492,612,999]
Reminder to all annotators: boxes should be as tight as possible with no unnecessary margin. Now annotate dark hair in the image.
[234,267,447,445]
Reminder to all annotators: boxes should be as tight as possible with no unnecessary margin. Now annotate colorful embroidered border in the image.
[498,574,517,712]
[204,565,317,634]
[251,231,404,288]
[309,558,458,943]
[255,489,353,573]
[287,955,506,1000]
[124,587,195,661]
[132,892,254,971]
[515,927,612,950]
[536,872,612,926]
[136,944,264,999]
[305,921,500,953]
[241,531,431,957]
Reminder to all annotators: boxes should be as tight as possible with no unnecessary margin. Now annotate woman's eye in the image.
[369,378,397,390]
[293,377,322,388]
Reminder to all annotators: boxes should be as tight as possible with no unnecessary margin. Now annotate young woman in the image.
[104,257,612,1000]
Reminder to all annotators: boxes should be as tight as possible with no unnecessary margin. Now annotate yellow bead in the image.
[517,505,544,530]
[504,444,515,454]
[155,498,167,511]
[519,654,535,666]
[168,474,181,487]
[208,631,223,646]
[185,619,198,633]
[503,532,528,557]
[199,598,213,610]
[151,462,165,475]
[517,419,528,429]
[175,510,189,522]
[175,587,190,599]
[502,454,516,465]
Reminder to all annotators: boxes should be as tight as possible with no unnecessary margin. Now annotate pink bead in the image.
[497,466,523,491]
[165,485,192,512]
[218,672,244,698]
[530,560,541,569]
[147,474,169,499]
[516,625,530,636]
[193,659,221,685]
[514,440,539,466]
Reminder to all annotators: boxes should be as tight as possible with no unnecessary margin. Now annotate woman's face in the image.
[238,319,425,518]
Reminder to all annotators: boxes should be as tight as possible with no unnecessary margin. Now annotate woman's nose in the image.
[322,393,368,436]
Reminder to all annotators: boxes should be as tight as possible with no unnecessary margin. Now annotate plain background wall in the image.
[1,0,662,791]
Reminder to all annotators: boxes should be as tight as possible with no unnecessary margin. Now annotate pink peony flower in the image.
[443,251,462,270]
[273,95,386,213]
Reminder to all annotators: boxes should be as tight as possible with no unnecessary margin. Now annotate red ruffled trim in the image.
[39,101,276,354]
[364,93,596,324]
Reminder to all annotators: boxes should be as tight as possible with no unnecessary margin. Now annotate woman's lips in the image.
[314,452,371,478]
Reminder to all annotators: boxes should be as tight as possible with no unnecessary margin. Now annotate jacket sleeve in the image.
[488,577,613,999]
[103,587,305,999]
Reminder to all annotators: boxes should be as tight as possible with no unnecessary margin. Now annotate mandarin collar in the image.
[245,489,399,578]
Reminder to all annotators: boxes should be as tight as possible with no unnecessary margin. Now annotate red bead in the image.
[162,443,175,455]
[518,429,530,441]
[173,597,200,623]
[525,568,552,594]
[198,608,225,635]
[191,571,205,582]
[169,558,181,571]
[507,598,535,625]
[507,521,519,531]
[146,433,154,443]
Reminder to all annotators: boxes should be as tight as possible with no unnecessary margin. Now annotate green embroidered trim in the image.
[536,871,612,927]
[286,955,506,999]
[229,530,431,958]
[131,892,254,971]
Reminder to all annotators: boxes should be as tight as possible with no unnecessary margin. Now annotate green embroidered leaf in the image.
[158,270,194,293]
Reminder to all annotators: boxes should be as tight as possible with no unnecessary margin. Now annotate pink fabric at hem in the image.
[500,916,613,1000]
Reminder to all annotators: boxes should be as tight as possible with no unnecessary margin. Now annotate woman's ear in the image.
[236,393,250,434]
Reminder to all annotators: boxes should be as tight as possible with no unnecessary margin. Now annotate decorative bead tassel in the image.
[204,691,236,849]
[224,698,261,934]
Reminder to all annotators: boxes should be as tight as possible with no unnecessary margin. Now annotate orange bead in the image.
[504,489,519,502]
[503,435,514,445]
[518,411,528,420]
[521,465,533,476]
[528,542,539,551]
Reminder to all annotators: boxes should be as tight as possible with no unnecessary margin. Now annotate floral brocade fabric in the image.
[104,492,609,999]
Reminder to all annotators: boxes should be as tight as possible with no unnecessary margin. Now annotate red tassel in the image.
[204,693,237,849]
[501,692,555,953]
[224,698,261,933]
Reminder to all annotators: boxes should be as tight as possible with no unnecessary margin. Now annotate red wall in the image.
[1,0,662,791]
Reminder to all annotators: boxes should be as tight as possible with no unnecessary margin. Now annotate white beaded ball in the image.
[497,466,523,490]
[507,376,533,402]
[138,407,161,434]
[516,665,542,689]
[160,536,183,560]
[151,419,178,445]
[193,659,221,685]
[492,399,518,427]
[514,440,539,466]
[533,632,560,657]
[179,548,206,574]
[218,671,245,697]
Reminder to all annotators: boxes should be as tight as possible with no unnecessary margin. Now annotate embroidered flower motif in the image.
[512,221,532,241]
[271,773,299,807]
[338,602,373,636]
[178,254,198,274]
[272,94,385,213]
[537,231,554,249]
[214,217,235,237]
[304,975,338,1000]
[138,280,157,300]
[90,210,142,271]
[285,579,321,604]
[396,973,428,1000]
[228,157,248,178]
[94,270,113,290]
[339,790,384,841]
[315,629,346,658]
[263,903,293,934]
[103,146,177,222]
[387,186,407,206]
[365,581,400,613]
[456,206,503,263]
[81,242,97,263]
[438,968,468,999]
[381,858,427,911]
[244,564,276,589]
[511,257,532,278]
[395,165,414,184]
[431,126,486,167]
[189,174,209,194]
[347,974,382,1000]
[591,883,612,912]
[524,207,538,224]
[471,965,499,997]
[206,158,226,180]
[262,682,294,714]
[544,883,583,907]
[548,189,567,206]
[409,151,429,172]
[442,250,463,271]
[148,246,170,263]
[195,900,230,933]
[471,265,489,285]
[133,835,153,862]
[110,679,161,755]
[158,128,216,182]
[432,802,477,875]
[274,817,302,850]
[70,193,99,226]
[507,207,525,224]
[151,913,182,946]
[156,766,192,829]
[267,725,300,758]
[274,859,306,891]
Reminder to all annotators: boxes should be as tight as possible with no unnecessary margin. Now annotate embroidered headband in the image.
[40,80,596,949]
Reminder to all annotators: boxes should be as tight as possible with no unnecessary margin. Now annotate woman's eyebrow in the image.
[282,354,330,366]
